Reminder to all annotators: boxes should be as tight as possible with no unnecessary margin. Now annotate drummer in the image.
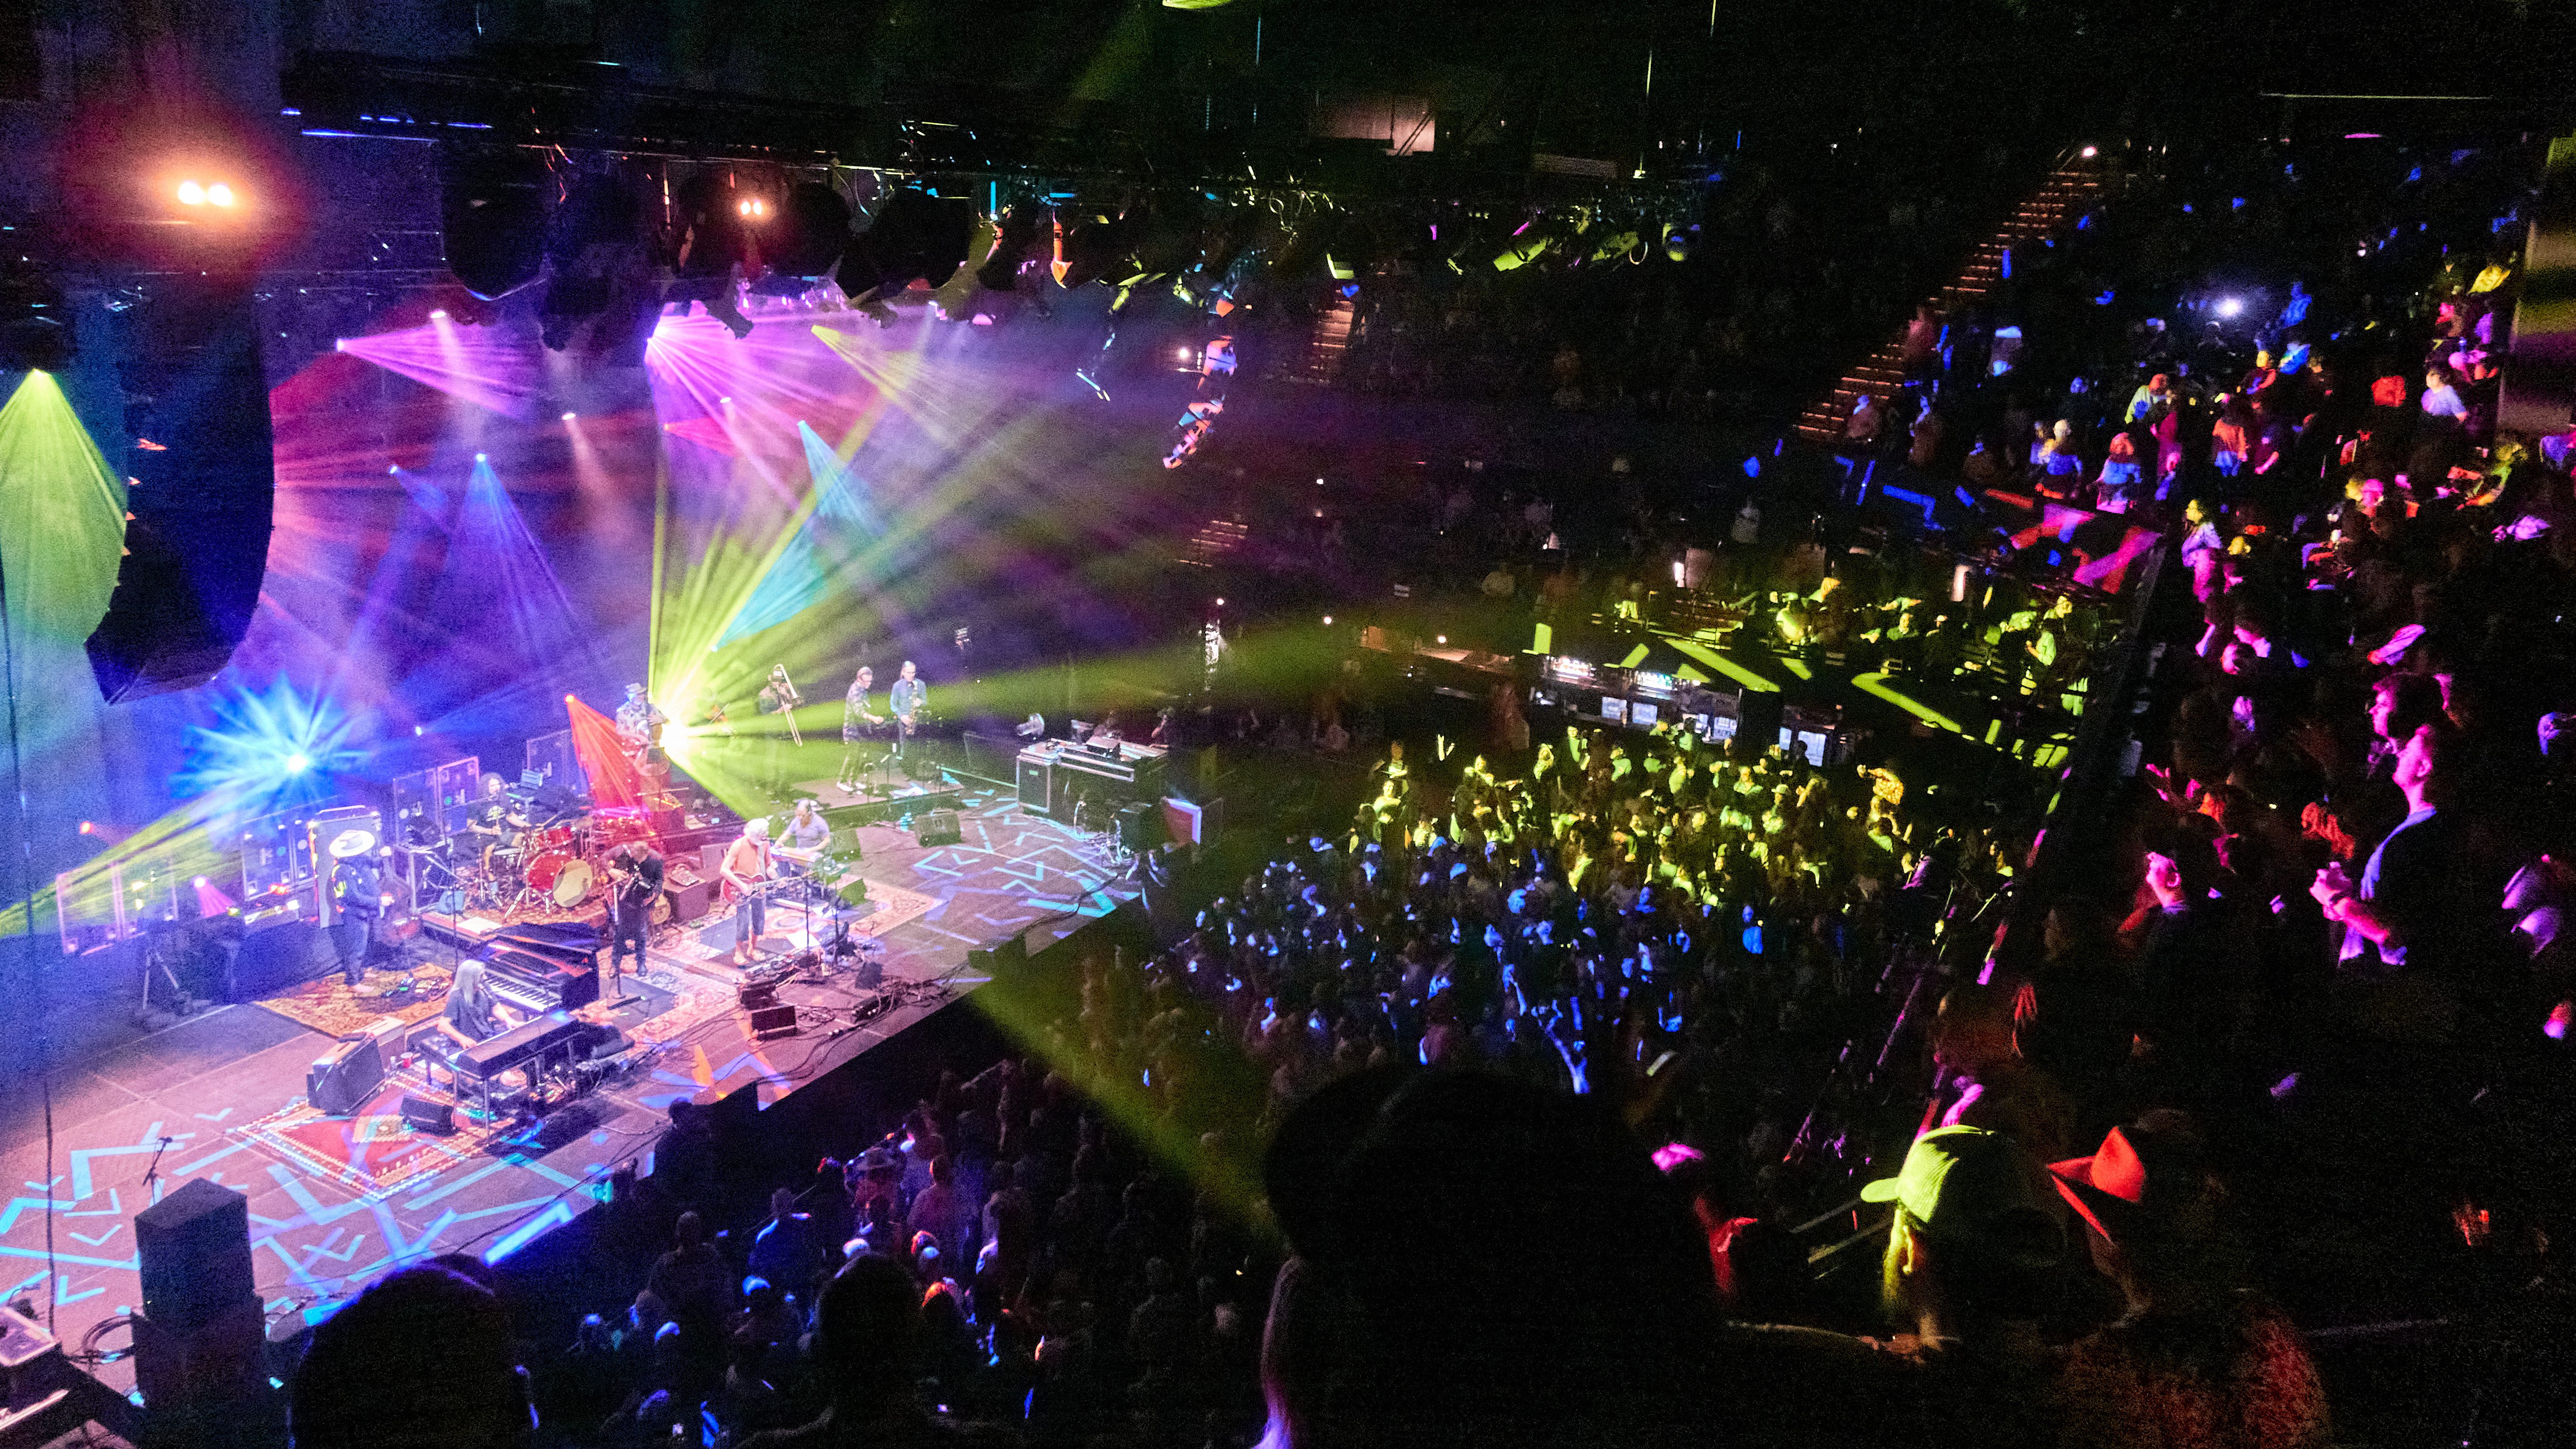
[779,798,831,874]
[464,774,524,844]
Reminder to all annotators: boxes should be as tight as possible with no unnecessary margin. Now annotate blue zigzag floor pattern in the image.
[0,788,1134,1394]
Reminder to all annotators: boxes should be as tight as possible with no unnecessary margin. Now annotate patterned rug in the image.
[676,879,937,962]
[258,961,456,1040]
[238,1080,503,1195]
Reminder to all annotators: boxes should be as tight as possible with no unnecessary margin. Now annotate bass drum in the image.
[524,851,574,894]
[549,857,594,909]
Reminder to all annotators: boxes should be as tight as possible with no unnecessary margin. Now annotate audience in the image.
[287,129,2576,1449]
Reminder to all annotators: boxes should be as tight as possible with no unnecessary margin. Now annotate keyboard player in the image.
[435,959,531,1091]
[779,799,830,871]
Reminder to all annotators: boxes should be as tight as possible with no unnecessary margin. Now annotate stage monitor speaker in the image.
[738,981,779,1011]
[135,1180,255,1332]
[306,1036,384,1117]
[916,810,962,846]
[86,281,275,703]
[398,1094,455,1135]
[1117,800,1166,853]
[666,867,711,923]
[134,1296,264,1417]
[748,1002,798,1039]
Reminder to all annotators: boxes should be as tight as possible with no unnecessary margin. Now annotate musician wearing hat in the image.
[327,828,386,988]
[616,681,667,757]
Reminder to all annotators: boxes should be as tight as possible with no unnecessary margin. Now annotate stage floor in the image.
[0,788,1134,1392]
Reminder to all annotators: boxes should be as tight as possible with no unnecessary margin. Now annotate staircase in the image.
[1292,295,1358,385]
[1792,152,2110,445]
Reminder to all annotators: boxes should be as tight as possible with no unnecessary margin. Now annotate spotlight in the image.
[2081,145,2099,158]
[430,307,449,320]
[176,180,207,206]
[1436,635,1447,645]
[750,181,854,296]
[388,464,398,474]
[438,147,549,300]
[283,752,310,775]
[413,724,424,735]
[561,410,577,421]
[838,186,973,302]
[2215,297,2244,319]
[976,203,1042,291]
[1050,205,1133,290]
[1322,615,1333,625]
[474,451,487,461]
[206,183,236,208]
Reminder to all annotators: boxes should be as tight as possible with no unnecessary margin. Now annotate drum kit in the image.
[432,809,658,916]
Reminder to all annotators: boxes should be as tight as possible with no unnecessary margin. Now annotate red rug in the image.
[240,1081,498,1194]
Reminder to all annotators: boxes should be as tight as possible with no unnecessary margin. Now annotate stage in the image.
[0,787,1135,1393]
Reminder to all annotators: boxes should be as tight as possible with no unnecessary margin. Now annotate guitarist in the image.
[720,818,776,966]
[888,660,928,761]
[605,838,664,979]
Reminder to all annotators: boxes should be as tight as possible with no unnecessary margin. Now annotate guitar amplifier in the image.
[306,1036,384,1117]
[666,865,711,924]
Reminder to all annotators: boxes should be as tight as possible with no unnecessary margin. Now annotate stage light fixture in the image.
[561,410,576,421]
[438,145,549,300]
[1051,205,1132,290]
[284,752,309,774]
[176,180,206,205]
[541,168,657,355]
[430,307,449,319]
[0,257,76,373]
[751,181,854,296]
[975,203,1042,292]
[2081,145,2099,158]
[207,183,236,207]
[2215,297,2244,318]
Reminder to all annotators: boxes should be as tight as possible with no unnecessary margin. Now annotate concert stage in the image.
[0,788,1137,1394]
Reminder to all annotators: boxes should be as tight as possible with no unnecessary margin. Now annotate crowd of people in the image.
[278,133,2576,1449]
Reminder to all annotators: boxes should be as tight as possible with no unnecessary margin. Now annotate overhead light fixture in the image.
[207,182,236,207]
[438,146,549,300]
[176,180,207,205]
[750,181,854,297]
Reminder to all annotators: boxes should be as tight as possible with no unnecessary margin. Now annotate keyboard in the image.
[481,923,601,1012]
[456,1011,585,1080]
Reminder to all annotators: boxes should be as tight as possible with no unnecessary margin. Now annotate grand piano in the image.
[479,920,601,1015]
[1015,737,1169,821]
